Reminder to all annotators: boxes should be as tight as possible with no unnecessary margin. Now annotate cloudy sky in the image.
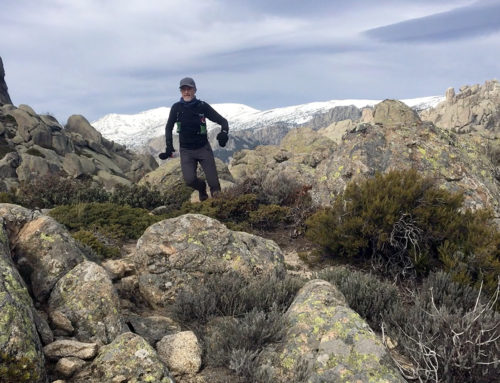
[1,0,499,123]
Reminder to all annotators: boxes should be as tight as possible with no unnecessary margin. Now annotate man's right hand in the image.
[158,146,175,160]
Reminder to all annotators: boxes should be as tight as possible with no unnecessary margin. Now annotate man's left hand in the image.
[217,131,229,147]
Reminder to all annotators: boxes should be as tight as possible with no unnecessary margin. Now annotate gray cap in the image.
[179,77,196,89]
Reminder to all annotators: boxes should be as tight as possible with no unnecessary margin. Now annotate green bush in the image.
[109,182,192,211]
[72,229,120,259]
[15,174,110,208]
[248,204,290,230]
[0,191,15,203]
[177,194,259,229]
[49,202,163,241]
[305,169,500,283]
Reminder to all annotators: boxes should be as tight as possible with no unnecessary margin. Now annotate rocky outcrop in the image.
[0,103,158,192]
[141,155,234,187]
[421,80,500,134]
[0,57,12,105]
[260,279,404,382]
[134,214,286,307]
[72,332,174,383]
[48,261,127,345]
[0,204,404,381]
[229,127,336,193]
[13,215,86,302]
[0,217,47,383]
[230,100,500,214]
[139,155,235,201]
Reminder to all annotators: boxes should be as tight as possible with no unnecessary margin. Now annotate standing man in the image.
[160,77,229,201]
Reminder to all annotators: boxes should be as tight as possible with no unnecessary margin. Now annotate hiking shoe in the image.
[199,189,209,201]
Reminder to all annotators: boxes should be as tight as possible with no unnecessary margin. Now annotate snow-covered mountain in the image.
[92,96,444,149]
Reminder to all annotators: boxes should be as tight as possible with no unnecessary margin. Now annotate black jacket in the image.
[165,99,229,150]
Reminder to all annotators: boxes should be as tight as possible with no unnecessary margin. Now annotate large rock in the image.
[421,79,500,134]
[73,332,174,383]
[229,100,500,214]
[262,279,404,383]
[314,100,500,211]
[13,215,86,302]
[0,103,158,192]
[139,156,234,191]
[66,115,103,144]
[124,313,181,346]
[134,214,285,307]
[373,99,422,127]
[0,57,12,105]
[230,127,335,184]
[0,203,40,238]
[48,261,126,345]
[0,218,47,383]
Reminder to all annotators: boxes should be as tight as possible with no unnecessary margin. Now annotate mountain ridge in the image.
[92,96,445,150]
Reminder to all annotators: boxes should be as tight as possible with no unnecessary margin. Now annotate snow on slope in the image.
[92,96,444,149]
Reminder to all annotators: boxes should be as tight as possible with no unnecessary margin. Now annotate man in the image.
[159,77,229,201]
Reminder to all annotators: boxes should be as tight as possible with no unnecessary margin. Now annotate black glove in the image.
[158,145,175,160]
[216,131,229,147]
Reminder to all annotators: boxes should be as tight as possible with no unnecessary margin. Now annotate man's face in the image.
[180,86,196,102]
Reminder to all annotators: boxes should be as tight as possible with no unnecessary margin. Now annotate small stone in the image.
[56,357,86,377]
[43,339,98,360]
[102,259,134,280]
[157,331,202,375]
[50,310,74,333]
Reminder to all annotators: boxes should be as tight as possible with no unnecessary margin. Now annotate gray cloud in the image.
[366,1,500,42]
[1,0,499,124]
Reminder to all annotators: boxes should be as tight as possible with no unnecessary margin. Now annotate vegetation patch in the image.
[305,169,500,291]
[173,271,305,382]
[49,202,163,241]
[72,229,121,259]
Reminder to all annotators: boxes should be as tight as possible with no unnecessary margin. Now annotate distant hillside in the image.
[92,96,444,162]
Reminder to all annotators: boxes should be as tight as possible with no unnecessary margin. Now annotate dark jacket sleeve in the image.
[204,103,229,133]
[165,104,176,148]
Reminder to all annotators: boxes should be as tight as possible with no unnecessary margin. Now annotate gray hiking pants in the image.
[180,143,221,196]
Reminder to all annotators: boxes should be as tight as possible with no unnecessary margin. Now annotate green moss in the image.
[40,233,55,243]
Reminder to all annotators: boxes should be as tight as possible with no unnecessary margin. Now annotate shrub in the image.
[72,229,120,259]
[15,174,110,208]
[109,182,191,210]
[173,271,303,326]
[177,194,259,228]
[305,169,500,284]
[173,271,304,382]
[388,273,500,383]
[49,202,163,241]
[159,181,193,213]
[0,191,15,203]
[226,172,310,207]
[206,306,287,367]
[248,204,290,230]
[317,266,400,329]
